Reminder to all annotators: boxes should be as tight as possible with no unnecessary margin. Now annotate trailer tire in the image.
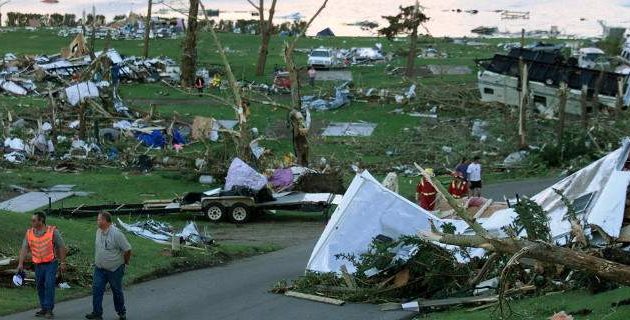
[204,203,225,222]
[229,203,251,224]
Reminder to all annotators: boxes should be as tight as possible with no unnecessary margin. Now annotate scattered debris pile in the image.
[117,219,214,247]
[274,140,630,311]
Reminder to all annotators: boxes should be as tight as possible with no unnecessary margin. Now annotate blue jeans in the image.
[34,260,58,311]
[92,265,126,316]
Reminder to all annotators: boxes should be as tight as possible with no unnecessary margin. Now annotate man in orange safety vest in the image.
[18,212,67,319]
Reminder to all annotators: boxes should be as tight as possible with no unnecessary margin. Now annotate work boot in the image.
[44,311,54,319]
[85,313,103,320]
[34,309,47,317]
[118,313,127,320]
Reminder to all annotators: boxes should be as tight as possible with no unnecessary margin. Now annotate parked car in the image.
[307,48,339,69]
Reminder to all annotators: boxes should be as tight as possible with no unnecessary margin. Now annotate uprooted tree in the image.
[247,0,278,76]
[378,1,429,77]
[413,163,630,287]
[282,0,328,166]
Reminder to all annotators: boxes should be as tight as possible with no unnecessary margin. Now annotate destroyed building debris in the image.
[278,138,630,309]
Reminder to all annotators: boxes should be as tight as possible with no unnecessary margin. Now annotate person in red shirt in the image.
[416,168,437,211]
[448,171,469,199]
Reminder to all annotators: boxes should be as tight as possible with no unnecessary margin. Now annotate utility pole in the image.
[0,0,11,27]
[143,0,152,58]
[518,28,527,149]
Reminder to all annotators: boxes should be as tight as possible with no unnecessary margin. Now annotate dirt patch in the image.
[0,188,20,202]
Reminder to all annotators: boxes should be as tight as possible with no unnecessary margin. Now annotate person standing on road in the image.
[18,212,67,319]
[307,66,317,87]
[454,157,471,196]
[85,212,132,320]
[454,157,470,181]
[467,156,483,197]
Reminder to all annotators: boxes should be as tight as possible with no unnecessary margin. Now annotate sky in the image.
[3,0,629,37]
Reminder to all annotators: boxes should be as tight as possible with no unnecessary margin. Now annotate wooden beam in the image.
[339,265,356,289]
[473,199,494,219]
[284,291,345,306]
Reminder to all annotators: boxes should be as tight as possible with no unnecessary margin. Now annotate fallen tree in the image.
[413,162,630,286]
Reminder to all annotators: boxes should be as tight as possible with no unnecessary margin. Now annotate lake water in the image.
[5,0,629,37]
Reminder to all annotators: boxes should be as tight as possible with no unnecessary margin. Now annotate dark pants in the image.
[92,265,126,316]
[34,260,58,311]
[309,76,315,87]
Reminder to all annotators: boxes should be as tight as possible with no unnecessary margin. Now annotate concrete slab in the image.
[316,70,353,81]
[322,122,377,137]
[0,192,75,213]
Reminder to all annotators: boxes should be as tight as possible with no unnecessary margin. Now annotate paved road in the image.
[5,177,560,320]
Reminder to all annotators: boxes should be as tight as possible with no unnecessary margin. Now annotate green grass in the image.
[420,287,630,319]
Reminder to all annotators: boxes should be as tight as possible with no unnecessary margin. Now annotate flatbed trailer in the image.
[198,192,341,223]
[51,192,341,224]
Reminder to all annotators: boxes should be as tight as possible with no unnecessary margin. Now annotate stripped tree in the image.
[198,2,253,162]
[379,1,429,77]
[181,0,199,88]
[247,0,278,76]
[283,0,328,166]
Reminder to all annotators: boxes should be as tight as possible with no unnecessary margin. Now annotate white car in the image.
[307,48,338,69]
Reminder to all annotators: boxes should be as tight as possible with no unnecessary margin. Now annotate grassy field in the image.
[0,28,575,185]
[0,27,626,318]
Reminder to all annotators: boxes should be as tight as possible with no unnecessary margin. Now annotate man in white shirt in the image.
[467,156,482,197]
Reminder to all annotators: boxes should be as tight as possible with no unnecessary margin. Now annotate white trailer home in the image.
[477,48,630,116]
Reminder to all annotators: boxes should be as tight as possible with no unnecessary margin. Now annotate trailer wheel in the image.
[205,203,225,222]
[229,203,251,224]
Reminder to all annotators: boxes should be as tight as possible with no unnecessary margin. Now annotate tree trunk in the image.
[405,28,418,77]
[255,29,271,76]
[557,82,567,147]
[518,60,528,149]
[89,6,96,59]
[424,232,630,286]
[580,84,588,129]
[143,0,152,58]
[181,0,199,88]
[285,45,308,166]
[404,1,420,77]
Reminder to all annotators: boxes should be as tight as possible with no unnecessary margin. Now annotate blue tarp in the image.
[173,128,186,145]
[136,130,166,148]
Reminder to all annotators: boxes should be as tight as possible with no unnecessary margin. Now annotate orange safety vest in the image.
[26,226,56,264]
